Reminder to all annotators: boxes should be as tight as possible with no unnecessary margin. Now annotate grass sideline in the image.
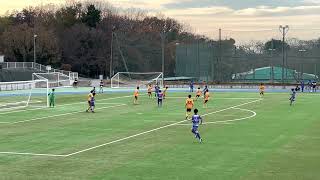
[0,92,320,179]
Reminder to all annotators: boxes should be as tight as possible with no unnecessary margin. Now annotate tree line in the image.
[0,1,201,78]
[1,1,320,79]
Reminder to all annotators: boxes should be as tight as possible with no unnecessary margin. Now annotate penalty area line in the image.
[64,99,262,157]
[0,99,261,157]
[2,104,127,125]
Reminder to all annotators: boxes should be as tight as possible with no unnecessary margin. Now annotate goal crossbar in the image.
[111,72,163,88]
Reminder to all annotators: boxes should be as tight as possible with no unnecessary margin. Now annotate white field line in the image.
[0,102,25,107]
[0,95,131,115]
[64,99,261,157]
[0,122,11,124]
[176,107,257,126]
[164,97,261,100]
[215,122,234,125]
[0,152,67,157]
[0,101,44,112]
[0,106,43,114]
[0,99,261,157]
[0,106,28,112]
[4,104,127,124]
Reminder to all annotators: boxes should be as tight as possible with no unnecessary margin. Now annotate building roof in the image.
[232,66,318,81]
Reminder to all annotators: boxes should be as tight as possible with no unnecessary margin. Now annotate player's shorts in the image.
[260,91,264,95]
[192,126,199,132]
[196,95,200,98]
[88,100,91,105]
[100,85,103,88]
[90,101,95,106]
[134,96,138,100]
[148,92,152,95]
[186,108,192,112]
[204,100,208,104]
[158,99,162,103]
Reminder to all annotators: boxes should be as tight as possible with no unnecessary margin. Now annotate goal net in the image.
[111,72,163,88]
[0,80,49,111]
[33,72,72,88]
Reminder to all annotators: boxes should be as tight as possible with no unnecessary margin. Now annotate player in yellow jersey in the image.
[195,87,202,101]
[86,90,94,112]
[259,83,265,97]
[134,86,140,104]
[163,86,168,99]
[203,89,210,108]
[147,84,152,98]
[185,95,194,119]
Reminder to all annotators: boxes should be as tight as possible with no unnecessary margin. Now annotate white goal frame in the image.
[111,72,163,88]
[0,79,49,110]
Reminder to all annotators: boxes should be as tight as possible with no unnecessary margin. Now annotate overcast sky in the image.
[1,0,320,43]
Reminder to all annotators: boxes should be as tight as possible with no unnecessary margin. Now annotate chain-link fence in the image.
[175,28,320,84]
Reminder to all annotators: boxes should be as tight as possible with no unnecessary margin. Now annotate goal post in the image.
[111,72,163,88]
[0,79,49,111]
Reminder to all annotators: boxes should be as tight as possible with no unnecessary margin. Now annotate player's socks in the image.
[196,133,201,140]
[191,129,197,138]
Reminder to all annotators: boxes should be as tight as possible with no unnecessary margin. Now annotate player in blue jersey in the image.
[203,85,208,96]
[289,88,296,106]
[190,81,194,92]
[157,90,164,107]
[191,109,203,143]
[154,84,160,97]
[90,92,96,113]
[300,81,305,92]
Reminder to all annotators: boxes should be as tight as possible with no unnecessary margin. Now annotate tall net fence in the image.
[33,72,72,88]
[0,62,79,82]
[176,28,320,83]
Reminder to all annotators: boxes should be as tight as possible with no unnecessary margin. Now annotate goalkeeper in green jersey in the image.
[48,88,55,108]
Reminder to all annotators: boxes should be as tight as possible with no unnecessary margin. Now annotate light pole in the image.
[109,26,115,79]
[218,28,222,82]
[268,48,276,83]
[299,49,307,80]
[279,25,289,86]
[33,34,37,64]
[160,31,166,87]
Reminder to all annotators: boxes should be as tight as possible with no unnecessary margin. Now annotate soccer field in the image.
[0,91,319,180]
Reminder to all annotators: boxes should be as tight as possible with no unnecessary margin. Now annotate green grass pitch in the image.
[0,91,320,180]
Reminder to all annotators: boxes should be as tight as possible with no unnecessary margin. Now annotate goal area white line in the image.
[0,104,127,124]
[0,95,132,115]
[0,98,262,157]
